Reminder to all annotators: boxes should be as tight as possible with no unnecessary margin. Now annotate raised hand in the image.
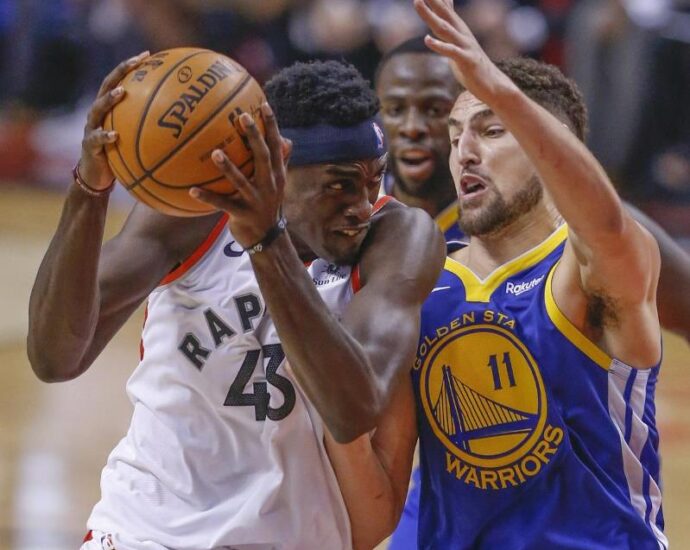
[79,51,150,191]
[189,102,292,249]
[413,0,512,102]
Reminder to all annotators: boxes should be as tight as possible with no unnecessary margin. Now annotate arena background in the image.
[1,0,688,548]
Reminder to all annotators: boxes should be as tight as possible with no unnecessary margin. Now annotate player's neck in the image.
[451,204,561,279]
[391,182,455,219]
[288,231,318,263]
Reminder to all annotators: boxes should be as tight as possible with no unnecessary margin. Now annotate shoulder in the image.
[359,200,446,291]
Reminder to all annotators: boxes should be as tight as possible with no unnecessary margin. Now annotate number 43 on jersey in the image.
[225,343,296,421]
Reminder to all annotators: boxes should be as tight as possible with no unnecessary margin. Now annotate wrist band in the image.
[245,217,287,255]
[72,162,115,197]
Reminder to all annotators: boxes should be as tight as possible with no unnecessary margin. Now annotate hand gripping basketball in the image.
[79,51,150,192]
[101,48,267,217]
[190,102,292,249]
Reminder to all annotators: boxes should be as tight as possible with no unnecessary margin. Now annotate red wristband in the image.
[72,162,115,197]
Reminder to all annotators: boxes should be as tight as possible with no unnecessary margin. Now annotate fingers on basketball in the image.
[103,48,266,217]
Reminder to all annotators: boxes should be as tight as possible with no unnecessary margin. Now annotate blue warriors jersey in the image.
[434,200,465,248]
[410,225,666,549]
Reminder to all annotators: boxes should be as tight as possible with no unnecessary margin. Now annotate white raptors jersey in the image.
[87,212,373,550]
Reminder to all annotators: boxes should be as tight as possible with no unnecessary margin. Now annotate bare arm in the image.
[251,204,444,442]
[192,105,446,442]
[27,54,221,382]
[484,85,660,365]
[627,203,690,342]
[325,374,417,550]
[29,201,221,382]
[415,0,661,367]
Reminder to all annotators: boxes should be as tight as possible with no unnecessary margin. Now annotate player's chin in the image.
[324,240,362,266]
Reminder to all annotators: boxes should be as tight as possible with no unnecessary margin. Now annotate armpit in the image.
[586,291,619,331]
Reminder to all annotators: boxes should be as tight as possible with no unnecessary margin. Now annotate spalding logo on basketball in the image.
[104,48,266,217]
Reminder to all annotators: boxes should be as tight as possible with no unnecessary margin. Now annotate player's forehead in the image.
[318,155,388,177]
[378,54,456,96]
[449,92,496,132]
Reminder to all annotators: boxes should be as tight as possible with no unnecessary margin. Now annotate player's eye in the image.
[384,104,404,117]
[427,105,446,117]
[484,126,505,138]
[327,181,345,191]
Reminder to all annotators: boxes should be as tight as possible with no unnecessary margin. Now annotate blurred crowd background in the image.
[0,0,689,236]
[0,3,689,548]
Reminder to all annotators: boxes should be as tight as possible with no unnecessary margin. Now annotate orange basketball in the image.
[104,48,266,217]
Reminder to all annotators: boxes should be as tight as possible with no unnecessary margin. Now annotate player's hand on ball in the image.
[190,102,292,248]
[79,51,149,191]
[413,0,511,101]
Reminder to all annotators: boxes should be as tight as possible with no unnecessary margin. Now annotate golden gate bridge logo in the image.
[433,364,539,453]
[420,324,548,467]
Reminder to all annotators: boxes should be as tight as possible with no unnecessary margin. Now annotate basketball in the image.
[104,48,266,217]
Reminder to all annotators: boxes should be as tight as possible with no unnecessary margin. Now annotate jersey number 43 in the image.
[224,343,296,421]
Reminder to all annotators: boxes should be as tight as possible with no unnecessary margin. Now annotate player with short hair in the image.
[27,56,444,549]
[376,35,464,247]
[381,33,689,550]
[376,32,690,550]
[329,1,670,547]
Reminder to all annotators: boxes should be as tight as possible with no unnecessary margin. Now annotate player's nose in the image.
[458,131,481,168]
[400,107,428,140]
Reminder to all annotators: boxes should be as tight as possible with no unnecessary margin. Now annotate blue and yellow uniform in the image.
[433,200,465,247]
[409,225,666,549]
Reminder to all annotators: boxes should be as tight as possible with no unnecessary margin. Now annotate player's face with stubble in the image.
[282,156,386,264]
[448,92,542,237]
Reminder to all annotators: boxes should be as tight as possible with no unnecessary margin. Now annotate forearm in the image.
[325,431,403,550]
[251,234,381,442]
[28,184,109,381]
[492,84,625,240]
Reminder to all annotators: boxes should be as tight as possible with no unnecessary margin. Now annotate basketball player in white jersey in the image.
[27,55,444,550]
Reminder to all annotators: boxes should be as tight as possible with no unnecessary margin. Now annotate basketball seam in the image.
[128,73,252,190]
[134,49,213,173]
[108,159,130,193]
[108,107,138,184]
[131,177,212,214]
[152,157,253,189]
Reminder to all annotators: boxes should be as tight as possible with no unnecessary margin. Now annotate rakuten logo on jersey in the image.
[505,275,544,296]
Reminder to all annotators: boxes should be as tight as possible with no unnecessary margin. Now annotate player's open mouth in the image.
[399,148,432,163]
[397,149,434,181]
[460,174,487,198]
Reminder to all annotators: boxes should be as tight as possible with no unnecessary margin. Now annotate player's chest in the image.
[145,246,355,382]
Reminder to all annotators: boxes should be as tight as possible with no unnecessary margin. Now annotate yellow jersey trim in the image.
[435,201,459,233]
[445,224,569,302]
[544,262,612,371]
